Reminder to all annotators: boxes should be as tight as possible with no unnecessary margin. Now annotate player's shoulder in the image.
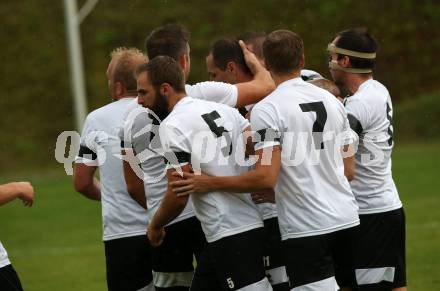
[352,79,390,103]
[88,98,134,120]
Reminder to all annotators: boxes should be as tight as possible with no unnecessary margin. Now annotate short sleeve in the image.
[75,115,106,166]
[345,98,370,136]
[159,122,192,170]
[250,105,281,151]
[186,82,238,107]
[235,108,250,132]
[341,114,359,146]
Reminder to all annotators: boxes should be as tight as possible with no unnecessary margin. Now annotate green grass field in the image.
[0,142,439,290]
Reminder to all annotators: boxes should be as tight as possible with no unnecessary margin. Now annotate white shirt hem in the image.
[103,230,148,241]
[281,220,360,240]
[206,222,264,243]
[0,260,11,269]
[358,203,403,215]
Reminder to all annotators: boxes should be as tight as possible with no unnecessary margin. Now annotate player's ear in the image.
[226,61,235,73]
[160,83,172,96]
[115,82,124,96]
[340,55,351,68]
[299,54,305,69]
[178,54,187,70]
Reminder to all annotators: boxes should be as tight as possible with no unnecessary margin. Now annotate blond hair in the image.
[110,47,148,91]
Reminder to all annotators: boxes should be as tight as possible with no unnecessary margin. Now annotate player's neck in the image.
[167,92,188,112]
[345,74,373,94]
[272,71,301,86]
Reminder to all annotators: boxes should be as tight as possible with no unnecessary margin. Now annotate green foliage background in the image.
[1,0,439,173]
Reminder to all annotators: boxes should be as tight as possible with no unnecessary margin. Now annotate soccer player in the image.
[140,56,272,291]
[119,24,273,290]
[206,37,289,291]
[0,181,34,291]
[328,27,406,291]
[171,30,360,291]
[73,48,153,291]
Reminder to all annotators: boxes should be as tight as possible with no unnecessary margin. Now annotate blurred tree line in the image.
[0,0,439,173]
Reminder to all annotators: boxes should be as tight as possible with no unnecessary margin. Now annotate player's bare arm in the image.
[0,182,34,207]
[121,149,147,209]
[147,164,191,246]
[170,146,281,196]
[74,164,101,201]
[235,40,275,108]
[342,143,356,181]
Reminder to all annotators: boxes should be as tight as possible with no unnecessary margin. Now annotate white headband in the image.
[327,43,376,59]
[328,60,373,74]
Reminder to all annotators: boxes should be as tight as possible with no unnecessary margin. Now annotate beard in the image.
[151,91,170,121]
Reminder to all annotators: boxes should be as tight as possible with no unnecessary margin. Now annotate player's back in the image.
[344,79,401,214]
[252,77,359,240]
[160,97,263,243]
[78,98,148,241]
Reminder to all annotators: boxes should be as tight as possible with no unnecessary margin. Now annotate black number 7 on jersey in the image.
[299,101,328,150]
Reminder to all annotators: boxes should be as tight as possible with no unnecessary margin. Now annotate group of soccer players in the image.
[72,24,406,291]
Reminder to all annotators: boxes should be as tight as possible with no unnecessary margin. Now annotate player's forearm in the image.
[76,179,101,201]
[209,170,275,194]
[0,183,20,206]
[123,161,147,209]
[150,189,188,229]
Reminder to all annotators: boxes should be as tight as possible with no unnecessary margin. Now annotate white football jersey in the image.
[119,100,194,226]
[344,79,402,214]
[119,81,240,226]
[160,97,263,243]
[252,77,359,240]
[0,241,11,268]
[75,98,149,241]
[249,69,323,221]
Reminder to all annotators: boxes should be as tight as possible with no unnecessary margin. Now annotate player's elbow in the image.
[345,168,355,182]
[74,178,92,194]
[258,174,277,190]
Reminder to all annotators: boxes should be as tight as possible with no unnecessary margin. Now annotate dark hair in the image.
[210,38,252,76]
[145,24,190,61]
[136,56,185,93]
[263,30,304,75]
[238,31,266,60]
[335,27,378,70]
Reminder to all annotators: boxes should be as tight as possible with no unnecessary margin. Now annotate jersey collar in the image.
[277,77,304,89]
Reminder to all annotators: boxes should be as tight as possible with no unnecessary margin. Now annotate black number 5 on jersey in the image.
[299,101,328,149]
[201,110,233,157]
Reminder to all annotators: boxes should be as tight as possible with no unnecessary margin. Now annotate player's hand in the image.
[170,172,212,196]
[239,40,262,75]
[15,182,35,207]
[251,190,275,204]
[147,223,165,247]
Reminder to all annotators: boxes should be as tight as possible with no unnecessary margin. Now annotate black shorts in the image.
[152,216,207,289]
[104,235,153,291]
[356,207,406,290]
[283,226,359,290]
[191,227,270,291]
[0,264,23,291]
[262,217,289,291]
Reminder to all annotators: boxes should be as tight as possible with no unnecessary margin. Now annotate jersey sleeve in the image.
[159,122,192,170]
[345,98,370,136]
[341,113,359,146]
[75,115,105,166]
[250,105,281,151]
[234,108,250,132]
[186,82,238,107]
